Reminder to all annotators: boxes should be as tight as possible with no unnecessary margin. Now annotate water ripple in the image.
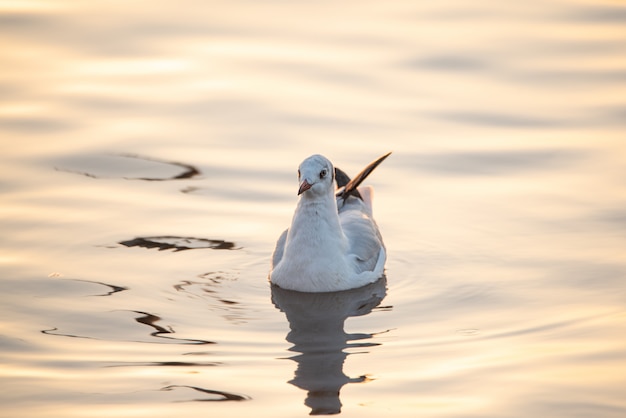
[132,311,215,345]
[64,279,128,296]
[104,361,221,368]
[54,154,201,181]
[41,311,215,345]
[160,385,251,402]
[119,236,237,251]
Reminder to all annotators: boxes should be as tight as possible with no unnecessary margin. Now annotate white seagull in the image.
[270,152,391,292]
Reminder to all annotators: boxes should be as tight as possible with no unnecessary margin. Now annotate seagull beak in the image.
[298,179,312,195]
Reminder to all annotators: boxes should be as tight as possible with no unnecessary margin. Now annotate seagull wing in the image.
[339,193,385,273]
[271,229,288,268]
[336,152,390,273]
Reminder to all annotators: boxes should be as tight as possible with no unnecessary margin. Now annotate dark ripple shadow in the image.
[42,310,215,345]
[119,236,237,251]
[117,153,200,181]
[132,311,214,344]
[161,385,250,402]
[54,153,200,181]
[64,279,128,296]
[104,361,221,368]
[271,278,389,415]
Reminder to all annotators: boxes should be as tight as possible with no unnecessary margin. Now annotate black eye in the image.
[297,169,301,179]
[320,169,327,179]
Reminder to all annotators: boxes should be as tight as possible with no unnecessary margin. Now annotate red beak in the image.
[298,179,312,195]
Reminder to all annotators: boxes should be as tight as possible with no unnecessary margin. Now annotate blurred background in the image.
[1,0,625,417]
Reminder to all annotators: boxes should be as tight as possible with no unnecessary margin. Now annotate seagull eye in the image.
[297,169,301,179]
[320,169,327,179]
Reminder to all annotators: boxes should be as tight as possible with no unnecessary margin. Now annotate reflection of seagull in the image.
[270,153,391,292]
[271,278,388,415]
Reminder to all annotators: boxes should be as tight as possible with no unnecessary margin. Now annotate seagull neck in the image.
[295,192,338,217]
[288,192,346,245]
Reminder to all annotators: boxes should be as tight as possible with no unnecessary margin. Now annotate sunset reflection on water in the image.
[1,0,626,417]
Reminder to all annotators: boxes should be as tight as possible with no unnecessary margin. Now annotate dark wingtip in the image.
[335,167,363,200]
[337,152,391,202]
[334,167,351,189]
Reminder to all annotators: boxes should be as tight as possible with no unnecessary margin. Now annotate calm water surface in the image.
[1,1,626,417]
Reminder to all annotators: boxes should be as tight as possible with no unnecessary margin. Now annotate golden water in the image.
[1,0,625,417]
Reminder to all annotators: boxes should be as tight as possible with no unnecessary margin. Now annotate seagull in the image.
[270,152,391,292]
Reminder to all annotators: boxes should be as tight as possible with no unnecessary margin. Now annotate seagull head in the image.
[297,154,334,196]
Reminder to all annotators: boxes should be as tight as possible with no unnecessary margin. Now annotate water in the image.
[1,0,626,416]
